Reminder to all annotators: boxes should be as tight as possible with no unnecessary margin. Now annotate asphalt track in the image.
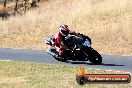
[0,48,132,72]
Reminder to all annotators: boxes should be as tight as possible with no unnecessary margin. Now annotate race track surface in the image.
[0,48,131,72]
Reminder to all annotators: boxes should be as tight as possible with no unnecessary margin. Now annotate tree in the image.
[2,0,8,20]
[14,0,19,15]
[3,0,7,8]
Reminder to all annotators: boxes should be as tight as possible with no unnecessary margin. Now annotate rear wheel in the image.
[59,58,67,62]
[53,56,67,62]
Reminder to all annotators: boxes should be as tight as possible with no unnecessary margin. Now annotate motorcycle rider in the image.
[48,24,80,58]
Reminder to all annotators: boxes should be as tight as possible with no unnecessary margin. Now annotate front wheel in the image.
[88,48,102,64]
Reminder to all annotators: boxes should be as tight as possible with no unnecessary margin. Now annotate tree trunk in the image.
[37,0,40,2]
[14,0,18,14]
[24,0,27,13]
[3,0,7,8]
[2,0,7,20]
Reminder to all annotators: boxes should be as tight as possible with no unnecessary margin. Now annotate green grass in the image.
[0,60,131,88]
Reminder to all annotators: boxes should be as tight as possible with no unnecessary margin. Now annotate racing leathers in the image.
[51,31,78,57]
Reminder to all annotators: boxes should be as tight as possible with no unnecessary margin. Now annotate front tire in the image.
[88,49,102,64]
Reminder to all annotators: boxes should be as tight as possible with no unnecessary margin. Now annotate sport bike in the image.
[44,34,102,64]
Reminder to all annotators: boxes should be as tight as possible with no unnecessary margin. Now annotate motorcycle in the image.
[44,34,102,64]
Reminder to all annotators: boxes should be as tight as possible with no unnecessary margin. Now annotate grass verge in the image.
[0,60,131,88]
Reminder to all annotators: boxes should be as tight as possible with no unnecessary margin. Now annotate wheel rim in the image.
[95,56,99,61]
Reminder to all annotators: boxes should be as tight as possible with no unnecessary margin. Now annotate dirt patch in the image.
[0,76,26,83]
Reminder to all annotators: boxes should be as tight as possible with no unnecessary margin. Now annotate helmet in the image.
[59,24,70,36]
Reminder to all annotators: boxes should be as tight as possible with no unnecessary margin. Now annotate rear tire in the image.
[59,57,67,62]
[53,56,67,62]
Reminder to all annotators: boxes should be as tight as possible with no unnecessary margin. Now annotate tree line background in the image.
[0,0,40,20]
